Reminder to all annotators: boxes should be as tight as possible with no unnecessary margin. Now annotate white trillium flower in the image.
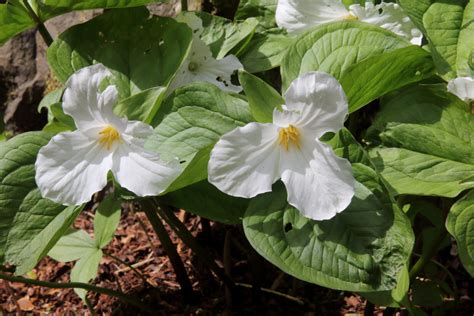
[276,0,423,45]
[169,12,243,94]
[35,64,182,205]
[447,77,474,104]
[208,72,356,221]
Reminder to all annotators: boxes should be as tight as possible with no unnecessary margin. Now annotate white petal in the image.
[176,11,204,37]
[208,123,281,198]
[276,0,349,35]
[35,131,113,205]
[351,3,423,45]
[112,120,181,196]
[199,54,243,93]
[273,72,348,137]
[280,131,355,220]
[168,38,242,94]
[63,64,125,133]
[447,77,474,103]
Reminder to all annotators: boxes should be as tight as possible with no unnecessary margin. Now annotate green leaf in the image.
[94,195,121,249]
[422,0,474,79]
[48,228,103,300]
[281,21,411,92]
[340,46,435,113]
[243,171,414,292]
[368,84,474,197]
[238,70,283,123]
[71,248,102,300]
[239,28,296,73]
[0,3,34,46]
[47,7,192,98]
[362,264,410,307]
[163,181,248,224]
[235,0,278,28]
[446,189,474,276]
[145,83,253,191]
[48,229,96,263]
[0,132,82,273]
[412,279,444,307]
[114,86,167,123]
[38,88,64,122]
[196,12,259,59]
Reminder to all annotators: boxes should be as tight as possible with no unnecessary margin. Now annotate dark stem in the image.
[364,301,375,316]
[141,200,194,301]
[0,272,152,314]
[104,251,148,285]
[22,0,53,46]
[181,0,188,11]
[409,229,448,280]
[224,230,233,311]
[153,200,235,290]
[85,297,96,316]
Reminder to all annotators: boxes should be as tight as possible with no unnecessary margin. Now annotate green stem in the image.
[0,272,152,313]
[141,200,194,301]
[364,301,375,316]
[153,200,235,290]
[22,0,53,46]
[234,282,304,305]
[409,229,448,280]
[104,252,148,285]
[85,297,96,316]
[181,0,188,11]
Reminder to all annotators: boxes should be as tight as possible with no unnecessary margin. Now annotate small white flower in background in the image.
[208,72,356,221]
[168,12,243,94]
[35,64,182,205]
[447,77,474,105]
[276,0,423,45]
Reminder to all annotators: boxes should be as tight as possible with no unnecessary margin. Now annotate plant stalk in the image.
[22,0,53,46]
[0,272,152,313]
[409,229,448,280]
[141,200,194,301]
[153,200,235,290]
[181,0,188,11]
[104,252,148,285]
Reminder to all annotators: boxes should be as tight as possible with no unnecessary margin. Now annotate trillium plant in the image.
[0,0,473,314]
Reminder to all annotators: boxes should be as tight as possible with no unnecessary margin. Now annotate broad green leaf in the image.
[281,21,411,92]
[114,86,167,123]
[94,195,121,249]
[145,83,253,192]
[368,84,474,197]
[423,0,474,78]
[238,70,283,123]
[71,248,102,299]
[243,170,413,292]
[340,46,435,113]
[363,265,410,307]
[48,229,96,263]
[0,1,166,47]
[239,28,296,73]
[47,8,192,98]
[196,12,259,59]
[398,0,431,31]
[163,181,248,224]
[234,0,278,28]
[38,88,63,122]
[0,3,34,46]
[446,189,474,276]
[0,132,82,273]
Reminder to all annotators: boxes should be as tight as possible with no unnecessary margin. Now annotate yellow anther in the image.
[278,125,301,151]
[98,125,121,150]
[343,13,358,21]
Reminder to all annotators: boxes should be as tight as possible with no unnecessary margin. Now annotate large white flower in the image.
[447,77,474,104]
[276,0,423,45]
[208,72,355,220]
[35,64,182,205]
[169,12,243,94]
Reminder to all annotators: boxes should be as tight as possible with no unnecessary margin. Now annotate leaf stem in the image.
[22,0,53,46]
[409,229,448,280]
[140,199,194,301]
[0,272,153,313]
[181,0,188,11]
[234,282,304,305]
[152,200,235,290]
[104,251,149,285]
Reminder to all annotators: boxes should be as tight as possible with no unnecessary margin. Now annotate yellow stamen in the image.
[98,125,121,150]
[343,13,358,21]
[278,125,301,151]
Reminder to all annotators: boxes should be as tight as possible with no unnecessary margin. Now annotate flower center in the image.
[188,61,199,72]
[98,125,121,150]
[278,125,301,151]
[343,13,358,21]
